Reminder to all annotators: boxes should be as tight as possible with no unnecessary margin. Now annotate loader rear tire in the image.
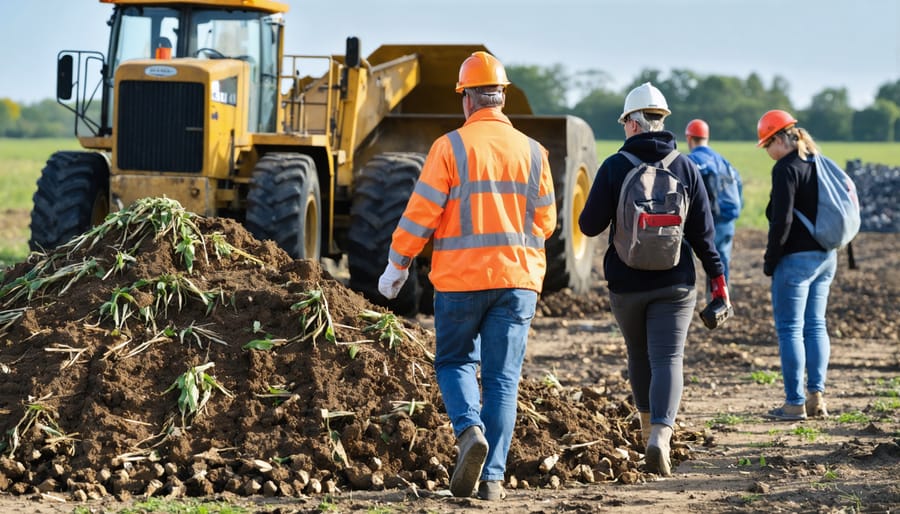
[29,151,109,252]
[347,152,429,316]
[246,153,321,260]
[544,118,598,294]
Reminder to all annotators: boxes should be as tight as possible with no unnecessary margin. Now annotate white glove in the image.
[378,262,409,299]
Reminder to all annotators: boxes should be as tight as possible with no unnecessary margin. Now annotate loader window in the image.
[112,8,180,69]
[108,7,280,133]
[188,11,276,132]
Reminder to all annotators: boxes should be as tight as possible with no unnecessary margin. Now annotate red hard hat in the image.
[455,51,510,93]
[685,119,709,139]
[757,110,798,147]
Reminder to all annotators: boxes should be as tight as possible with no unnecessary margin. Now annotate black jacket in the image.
[579,131,724,293]
[764,150,823,276]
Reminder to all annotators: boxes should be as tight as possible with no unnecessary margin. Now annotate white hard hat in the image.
[618,82,671,124]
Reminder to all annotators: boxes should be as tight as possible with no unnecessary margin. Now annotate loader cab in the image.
[105,5,283,133]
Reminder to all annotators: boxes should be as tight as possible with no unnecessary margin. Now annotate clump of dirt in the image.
[0,200,672,503]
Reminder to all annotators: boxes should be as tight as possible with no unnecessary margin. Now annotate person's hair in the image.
[629,110,665,132]
[777,126,818,159]
[465,85,505,110]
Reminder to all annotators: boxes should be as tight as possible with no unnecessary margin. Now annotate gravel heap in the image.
[846,159,900,233]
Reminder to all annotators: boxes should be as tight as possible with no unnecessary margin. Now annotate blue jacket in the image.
[578,131,724,293]
[687,145,743,223]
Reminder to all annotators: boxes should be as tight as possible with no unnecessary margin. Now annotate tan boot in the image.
[639,412,651,447]
[764,402,807,421]
[646,424,673,476]
[806,391,828,417]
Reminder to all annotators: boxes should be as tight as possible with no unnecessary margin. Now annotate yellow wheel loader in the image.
[35,0,598,316]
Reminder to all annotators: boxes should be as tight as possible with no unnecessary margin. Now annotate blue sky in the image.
[2,0,898,111]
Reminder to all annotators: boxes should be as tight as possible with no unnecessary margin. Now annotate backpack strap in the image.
[661,150,680,167]
[619,150,680,168]
[619,151,642,167]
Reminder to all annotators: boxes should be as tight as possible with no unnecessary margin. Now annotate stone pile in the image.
[846,159,900,233]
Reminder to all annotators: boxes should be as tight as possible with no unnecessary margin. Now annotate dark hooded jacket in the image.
[579,130,724,293]
[763,149,822,276]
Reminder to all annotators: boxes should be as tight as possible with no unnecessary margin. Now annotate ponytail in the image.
[784,126,818,159]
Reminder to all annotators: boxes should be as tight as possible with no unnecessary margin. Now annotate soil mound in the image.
[0,198,667,502]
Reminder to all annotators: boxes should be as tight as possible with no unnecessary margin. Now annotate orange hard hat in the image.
[455,51,510,93]
[757,109,798,147]
[685,119,709,139]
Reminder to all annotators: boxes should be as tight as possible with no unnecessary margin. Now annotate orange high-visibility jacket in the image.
[388,107,556,293]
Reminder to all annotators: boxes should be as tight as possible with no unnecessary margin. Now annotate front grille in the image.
[117,81,204,172]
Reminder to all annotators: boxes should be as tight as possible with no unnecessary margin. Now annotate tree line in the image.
[2,68,898,141]
[507,66,900,142]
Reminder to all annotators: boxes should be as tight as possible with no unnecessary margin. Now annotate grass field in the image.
[1,137,898,268]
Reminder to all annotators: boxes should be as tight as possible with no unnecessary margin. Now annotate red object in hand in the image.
[710,274,729,303]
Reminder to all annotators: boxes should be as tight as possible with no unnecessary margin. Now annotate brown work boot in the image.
[639,412,651,448]
[645,424,673,476]
[806,391,828,417]
[764,402,807,421]
[449,426,488,498]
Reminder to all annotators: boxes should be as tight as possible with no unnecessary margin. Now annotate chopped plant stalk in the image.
[209,232,265,267]
[320,408,354,464]
[0,307,27,338]
[60,197,209,273]
[253,384,292,399]
[55,258,104,296]
[163,362,232,426]
[289,287,336,345]
[102,330,171,361]
[128,417,179,456]
[542,372,563,389]
[1,258,102,306]
[242,322,286,350]
[244,339,274,350]
[98,286,140,334]
[102,250,137,280]
[393,400,426,416]
[359,309,434,360]
[359,309,406,350]
[243,336,286,351]
[44,344,89,369]
[517,399,550,426]
[4,394,77,458]
[176,322,228,348]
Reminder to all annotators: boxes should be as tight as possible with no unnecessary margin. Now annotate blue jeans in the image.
[714,220,736,283]
[433,288,537,482]
[771,250,837,405]
[609,285,696,427]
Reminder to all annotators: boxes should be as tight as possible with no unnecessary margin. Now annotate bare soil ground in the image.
[0,205,898,513]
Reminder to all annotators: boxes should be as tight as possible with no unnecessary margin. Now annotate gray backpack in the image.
[614,150,688,270]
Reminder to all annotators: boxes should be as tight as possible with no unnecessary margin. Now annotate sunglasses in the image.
[763,134,779,149]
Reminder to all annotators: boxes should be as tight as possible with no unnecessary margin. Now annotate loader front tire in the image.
[347,152,428,316]
[29,151,109,252]
[246,153,321,260]
[544,117,598,294]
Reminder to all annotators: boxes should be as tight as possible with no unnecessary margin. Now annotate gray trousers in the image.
[609,285,697,427]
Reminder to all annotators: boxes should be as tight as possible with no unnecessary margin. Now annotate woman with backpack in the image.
[757,109,837,421]
[578,83,730,476]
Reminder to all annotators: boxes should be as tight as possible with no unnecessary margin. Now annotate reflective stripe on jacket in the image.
[389,107,556,292]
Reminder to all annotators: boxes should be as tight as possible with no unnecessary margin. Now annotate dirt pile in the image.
[0,198,676,503]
